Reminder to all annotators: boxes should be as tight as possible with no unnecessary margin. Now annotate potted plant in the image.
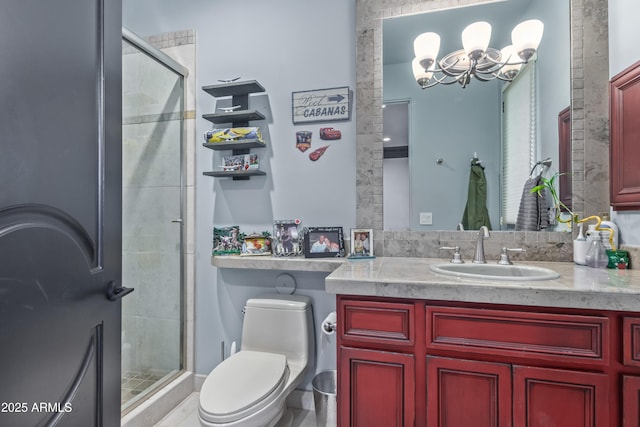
[530,172,578,227]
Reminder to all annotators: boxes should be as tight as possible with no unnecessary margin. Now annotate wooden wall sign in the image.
[292,86,351,124]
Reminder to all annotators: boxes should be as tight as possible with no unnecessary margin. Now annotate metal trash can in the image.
[312,370,337,427]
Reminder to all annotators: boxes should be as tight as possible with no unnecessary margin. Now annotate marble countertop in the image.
[325,257,640,311]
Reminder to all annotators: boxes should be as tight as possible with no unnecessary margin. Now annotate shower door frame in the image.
[121,27,189,413]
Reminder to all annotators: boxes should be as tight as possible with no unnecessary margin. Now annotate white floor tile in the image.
[153,392,317,427]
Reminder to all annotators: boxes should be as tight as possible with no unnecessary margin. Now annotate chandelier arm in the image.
[473,72,500,82]
[494,73,515,82]
[420,73,462,89]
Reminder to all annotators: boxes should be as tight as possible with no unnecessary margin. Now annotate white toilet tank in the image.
[241,295,314,369]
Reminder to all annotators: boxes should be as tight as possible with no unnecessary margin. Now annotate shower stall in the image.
[120,29,187,413]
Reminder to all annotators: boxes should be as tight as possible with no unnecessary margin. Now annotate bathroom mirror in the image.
[382,0,570,231]
[355,0,609,258]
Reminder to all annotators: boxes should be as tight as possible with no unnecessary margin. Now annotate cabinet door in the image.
[610,60,640,210]
[426,356,512,427]
[513,366,609,427]
[623,375,640,427]
[339,347,415,427]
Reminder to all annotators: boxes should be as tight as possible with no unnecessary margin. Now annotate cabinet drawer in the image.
[340,299,415,346]
[623,317,640,367]
[426,306,609,365]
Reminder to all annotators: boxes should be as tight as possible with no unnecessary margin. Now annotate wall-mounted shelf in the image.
[212,255,344,272]
[202,110,265,125]
[202,80,265,98]
[201,80,267,180]
[203,139,266,152]
[203,170,266,180]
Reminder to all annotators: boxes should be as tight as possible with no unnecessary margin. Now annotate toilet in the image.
[199,295,315,427]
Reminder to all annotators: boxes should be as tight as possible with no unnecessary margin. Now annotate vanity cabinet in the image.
[339,347,415,426]
[337,298,421,427]
[337,295,637,427]
[426,356,512,426]
[610,60,640,210]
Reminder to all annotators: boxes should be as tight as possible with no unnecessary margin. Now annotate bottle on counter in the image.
[585,227,608,268]
[573,223,588,265]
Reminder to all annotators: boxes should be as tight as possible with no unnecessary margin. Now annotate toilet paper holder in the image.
[323,320,337,333]
[321,311,337,335]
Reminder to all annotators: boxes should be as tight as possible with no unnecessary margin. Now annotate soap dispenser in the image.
[584,227,608,269]
[573,223,588,265]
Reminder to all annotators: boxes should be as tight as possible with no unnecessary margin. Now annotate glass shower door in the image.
[121,37,184,413]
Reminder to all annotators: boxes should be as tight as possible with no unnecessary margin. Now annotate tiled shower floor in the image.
[121,371,169,405]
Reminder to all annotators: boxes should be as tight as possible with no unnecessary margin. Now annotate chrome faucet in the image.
[473,226,491,264]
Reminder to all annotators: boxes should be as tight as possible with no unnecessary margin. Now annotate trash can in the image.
[312,370,337,427]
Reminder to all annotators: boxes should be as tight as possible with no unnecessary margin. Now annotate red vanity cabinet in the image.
[337,297,423,427]
[610,60,640,210]
[426,356,512,427]
[337,295,638,427]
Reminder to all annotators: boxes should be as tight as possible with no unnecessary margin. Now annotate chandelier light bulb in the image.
[413,32,441,69]
[462,21,492,60]
[412,57,434,87]
[511,19,544,61]
[499,45,523,79]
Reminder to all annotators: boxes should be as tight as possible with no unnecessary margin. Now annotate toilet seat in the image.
[199,351,289,425]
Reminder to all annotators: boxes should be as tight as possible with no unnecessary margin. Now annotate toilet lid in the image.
[200,351,288,422]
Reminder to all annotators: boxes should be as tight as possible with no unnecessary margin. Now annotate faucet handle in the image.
[439,246,464,264]
[498,247,525,265]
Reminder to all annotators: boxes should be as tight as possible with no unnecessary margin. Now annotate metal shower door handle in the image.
[106,281,134,301]
[171,218,183,223]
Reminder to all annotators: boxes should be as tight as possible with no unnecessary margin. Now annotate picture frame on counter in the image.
[304,226,345,258]
[349,228,373,258]
[240,233,272,256]
[273,220,303,257]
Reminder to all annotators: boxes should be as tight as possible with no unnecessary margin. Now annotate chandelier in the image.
[412,20,544,89]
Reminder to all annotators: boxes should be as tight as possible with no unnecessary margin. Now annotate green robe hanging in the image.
[461,159,492,230]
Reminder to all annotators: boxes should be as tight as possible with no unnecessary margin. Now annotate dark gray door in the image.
[0,1,123,426]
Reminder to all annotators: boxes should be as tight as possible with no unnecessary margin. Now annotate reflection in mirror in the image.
[383,0,570,231]
[383,102,410,230]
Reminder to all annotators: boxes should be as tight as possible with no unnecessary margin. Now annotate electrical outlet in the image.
[419,212,433,225]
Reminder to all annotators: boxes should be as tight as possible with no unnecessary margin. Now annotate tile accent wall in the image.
[355,0,609,262]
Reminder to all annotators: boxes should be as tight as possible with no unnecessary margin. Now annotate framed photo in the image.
[350,228,373,257]
[304,227,345,258]
[273,220,303,257]
[241,233,271,256]
[213,226,243,255]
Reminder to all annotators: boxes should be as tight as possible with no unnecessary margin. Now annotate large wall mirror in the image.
[383,0,570,231]
[355,0,609,259]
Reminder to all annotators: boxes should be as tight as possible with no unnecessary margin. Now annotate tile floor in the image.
[121,371,167,405]
[153,392,317,427]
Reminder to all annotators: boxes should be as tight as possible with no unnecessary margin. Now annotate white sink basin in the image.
[430,263,560,281]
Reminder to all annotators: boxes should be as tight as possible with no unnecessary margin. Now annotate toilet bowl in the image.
[199,295,314,427]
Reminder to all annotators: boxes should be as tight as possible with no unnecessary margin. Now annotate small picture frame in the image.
[349,228,373,257]
[212,226,243,256]
[241,233,272,256]
[304,227,345,258]
[273,220,303,257]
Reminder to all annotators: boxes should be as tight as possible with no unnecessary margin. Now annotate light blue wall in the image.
[609,0,640,246]
[124,0,357,385]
